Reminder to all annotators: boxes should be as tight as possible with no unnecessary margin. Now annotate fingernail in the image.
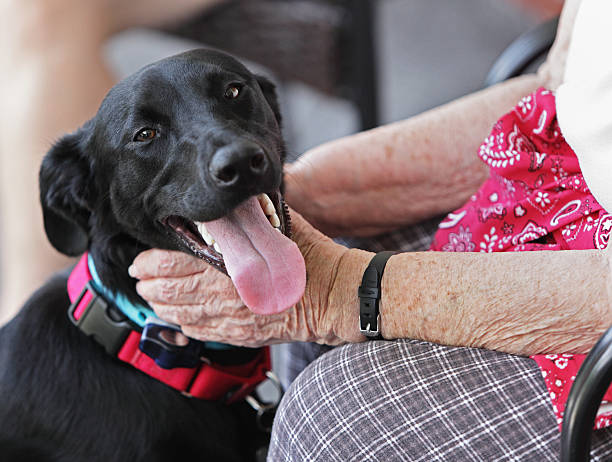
[128,265,137,278]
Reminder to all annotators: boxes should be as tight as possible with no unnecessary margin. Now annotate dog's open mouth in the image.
[164,192,287,272]
[163,192,306,315]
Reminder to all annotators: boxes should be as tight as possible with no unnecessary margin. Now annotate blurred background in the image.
[106,0,556,158]
[0,0,562,324]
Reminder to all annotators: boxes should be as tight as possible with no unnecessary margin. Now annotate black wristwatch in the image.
[358,251,396,340]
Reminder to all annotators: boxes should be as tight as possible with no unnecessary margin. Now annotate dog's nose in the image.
[208,141,269,188]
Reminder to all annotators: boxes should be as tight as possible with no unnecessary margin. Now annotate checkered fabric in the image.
[334,216,443,253]
[269,340,612,461]
[278,342,334,390]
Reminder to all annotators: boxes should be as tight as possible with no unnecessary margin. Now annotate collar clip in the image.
[68,281,133,356]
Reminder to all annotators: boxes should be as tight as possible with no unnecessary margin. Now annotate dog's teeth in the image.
[213,242,222,254]
[257,194,267,209]
[258,193,276,216]
[269,213,281,228]
[196,222,215,246]
[200,227,215,246]
[265,204,276,216]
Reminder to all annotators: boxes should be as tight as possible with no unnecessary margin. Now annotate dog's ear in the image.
[39,131,93,256]
[255,74,282,127]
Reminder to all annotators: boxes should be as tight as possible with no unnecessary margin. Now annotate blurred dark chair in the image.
[484,16,558,87]
[169,0,379,130]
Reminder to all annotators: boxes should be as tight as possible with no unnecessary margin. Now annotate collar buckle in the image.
[140,319,204,369]
[68,282,133,356]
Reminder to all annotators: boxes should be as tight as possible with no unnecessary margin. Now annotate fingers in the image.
[181,325,265,348]
[129,248,210,279]
[137,275,203,305]
[136,267,239,305]
[149,302,208,326]
[287,207,329,249]
[150,301,249,327]
[150,301,270,348]
[180,318,281,348]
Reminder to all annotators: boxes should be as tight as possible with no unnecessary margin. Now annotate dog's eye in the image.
[134,128,157,142]
[224,84,241,100]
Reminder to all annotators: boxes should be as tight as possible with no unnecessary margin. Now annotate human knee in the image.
[269,348,342,458]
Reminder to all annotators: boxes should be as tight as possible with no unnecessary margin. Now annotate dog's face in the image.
[40,49,305,314]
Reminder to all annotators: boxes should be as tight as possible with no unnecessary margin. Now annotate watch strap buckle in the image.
[358,251,397,340]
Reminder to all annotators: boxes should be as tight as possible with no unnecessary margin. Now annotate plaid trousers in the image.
[270,340,612,461]
[269,220,612,461]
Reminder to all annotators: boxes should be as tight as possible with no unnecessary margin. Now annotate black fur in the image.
[0,49,284,461]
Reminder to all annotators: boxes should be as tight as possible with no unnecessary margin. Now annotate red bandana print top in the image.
[430,88,612,429]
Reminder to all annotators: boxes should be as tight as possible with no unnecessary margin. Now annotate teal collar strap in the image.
[87,254,229,351]
[87,254,156,328]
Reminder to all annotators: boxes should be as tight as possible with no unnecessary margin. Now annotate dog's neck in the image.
[88,233,148,306]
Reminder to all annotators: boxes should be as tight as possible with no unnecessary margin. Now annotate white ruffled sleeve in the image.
[556,0,612,213]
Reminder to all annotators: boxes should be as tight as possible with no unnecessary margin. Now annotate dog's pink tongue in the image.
[204,197,306,314]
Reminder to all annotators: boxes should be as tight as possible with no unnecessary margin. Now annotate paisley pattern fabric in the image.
[431,88,612,429]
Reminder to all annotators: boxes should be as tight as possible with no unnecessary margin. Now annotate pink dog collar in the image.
[67,253,270,403]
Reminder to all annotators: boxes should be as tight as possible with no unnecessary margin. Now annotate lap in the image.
[270,340,612,461]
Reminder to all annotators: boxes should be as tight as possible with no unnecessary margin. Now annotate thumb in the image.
[288,207,334,252]
[287,207,348,284]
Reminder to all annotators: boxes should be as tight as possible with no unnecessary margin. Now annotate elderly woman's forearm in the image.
[285,75,542,237]
[379,250,612,355]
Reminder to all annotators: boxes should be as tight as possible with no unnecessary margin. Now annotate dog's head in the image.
[40,49,305,314]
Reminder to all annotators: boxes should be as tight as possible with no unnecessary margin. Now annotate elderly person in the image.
[129,0,612,459]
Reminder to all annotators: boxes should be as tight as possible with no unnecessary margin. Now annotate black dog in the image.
[0,49,305,461]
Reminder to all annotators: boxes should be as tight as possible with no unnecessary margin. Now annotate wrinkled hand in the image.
[129,210,362,347]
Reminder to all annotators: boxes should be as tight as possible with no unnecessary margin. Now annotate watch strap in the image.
[358,251,396,339]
